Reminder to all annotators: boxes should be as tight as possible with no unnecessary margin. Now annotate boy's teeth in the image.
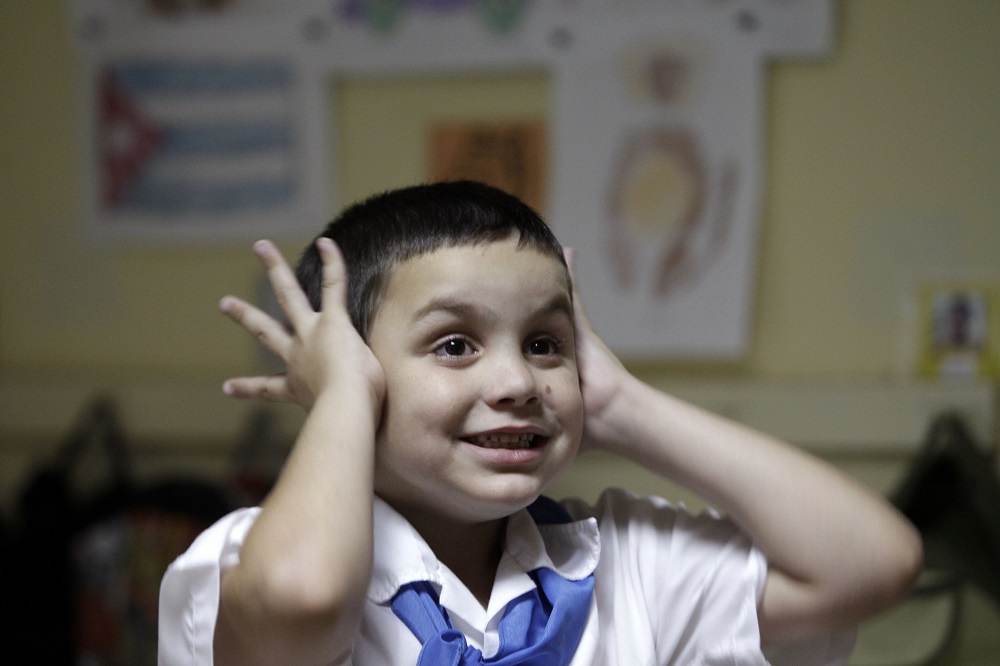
[472,433,535,449]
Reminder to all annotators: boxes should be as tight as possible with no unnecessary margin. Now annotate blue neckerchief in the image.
[390,497,594,665]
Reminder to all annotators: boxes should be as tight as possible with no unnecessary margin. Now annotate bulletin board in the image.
[71,0,835,358]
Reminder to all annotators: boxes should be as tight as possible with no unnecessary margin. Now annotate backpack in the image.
[9,397,236,665]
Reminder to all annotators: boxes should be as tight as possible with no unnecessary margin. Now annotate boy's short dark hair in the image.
[295,180,567,339]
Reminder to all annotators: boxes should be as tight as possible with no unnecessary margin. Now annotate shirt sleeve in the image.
[158,507,261,666]
[564,488,855,666]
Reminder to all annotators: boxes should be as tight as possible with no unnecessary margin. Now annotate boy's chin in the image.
[376,469,568,526]
[435,486,549,525]
[449,468,574,522]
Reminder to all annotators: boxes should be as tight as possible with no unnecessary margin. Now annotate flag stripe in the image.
[111,61,292,96]
[142,152,293,184]
[158,120,292,156]
[122,176,295,214]
[130,91,291,125]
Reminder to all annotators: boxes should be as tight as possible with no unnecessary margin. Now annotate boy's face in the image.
[367,235,583,525]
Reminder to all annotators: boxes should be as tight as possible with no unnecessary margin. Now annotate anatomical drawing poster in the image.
[548,9,779,359]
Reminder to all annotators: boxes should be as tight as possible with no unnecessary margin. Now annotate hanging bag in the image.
[11,397,235,665]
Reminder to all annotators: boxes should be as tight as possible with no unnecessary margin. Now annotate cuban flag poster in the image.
[72,1,330,242]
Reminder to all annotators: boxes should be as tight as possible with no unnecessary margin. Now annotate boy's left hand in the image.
[565,249,633,453]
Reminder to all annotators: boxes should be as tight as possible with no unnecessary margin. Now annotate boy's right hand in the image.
[218,238,385,411]
[214,239,382,665]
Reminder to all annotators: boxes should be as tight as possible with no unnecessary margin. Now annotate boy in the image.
[159,181,921,665]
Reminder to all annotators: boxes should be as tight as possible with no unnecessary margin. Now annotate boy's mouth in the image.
[466,433,543,449]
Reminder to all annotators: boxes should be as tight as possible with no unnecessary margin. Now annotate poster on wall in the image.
[71,0,834,357]
[71,0,330,242]
[548,10,767,359]
[919,285,999,380]
[429,121,547,215]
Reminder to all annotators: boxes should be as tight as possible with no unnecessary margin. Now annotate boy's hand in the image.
[565,248,633,452]
[568,250,922,645]
[219,238,385,410]
[215,238,383,664]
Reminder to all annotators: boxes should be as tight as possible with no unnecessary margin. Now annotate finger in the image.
[219,295,293,359]
[563,247,595,332]
[252,240,314,326]
[222,374,294,403]
[315,237,349,312]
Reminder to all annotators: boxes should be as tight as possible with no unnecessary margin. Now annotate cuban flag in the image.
[99,59,297,219]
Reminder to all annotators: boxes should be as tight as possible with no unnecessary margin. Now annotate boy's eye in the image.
[526,338,559,356]
[435,338,473,357]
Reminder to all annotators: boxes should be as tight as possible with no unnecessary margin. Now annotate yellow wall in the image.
[758,0,1000,379]
[1,0,998,387]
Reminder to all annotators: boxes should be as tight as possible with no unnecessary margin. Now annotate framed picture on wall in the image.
[428,121,547,215]
[919,285,999,380]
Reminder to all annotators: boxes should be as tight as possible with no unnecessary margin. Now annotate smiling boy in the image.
[159,181,921,665]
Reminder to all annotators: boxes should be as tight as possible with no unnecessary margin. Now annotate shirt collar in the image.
[505,506,600,581]
[367,496,444,605]
[366,496,601,606]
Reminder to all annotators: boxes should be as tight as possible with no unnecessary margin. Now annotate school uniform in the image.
[158,488,854,665]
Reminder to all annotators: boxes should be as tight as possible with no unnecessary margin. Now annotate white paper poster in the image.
[549,8,769,358]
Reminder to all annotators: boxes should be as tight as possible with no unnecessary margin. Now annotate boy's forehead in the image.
[380,241,572,315]
[401,241,566,278]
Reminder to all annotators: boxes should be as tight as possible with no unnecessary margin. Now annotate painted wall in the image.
[1,0,998,386]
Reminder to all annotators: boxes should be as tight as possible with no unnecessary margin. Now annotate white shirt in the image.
[158,488,854,665]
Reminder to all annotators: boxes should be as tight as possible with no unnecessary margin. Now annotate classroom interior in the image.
[1,1,998,664]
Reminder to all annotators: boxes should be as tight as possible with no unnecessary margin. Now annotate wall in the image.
[2,2,999,663]
[2,1,998,389]
[758,0,1000,379]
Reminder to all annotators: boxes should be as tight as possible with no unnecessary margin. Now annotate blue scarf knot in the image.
[390,497,594,666]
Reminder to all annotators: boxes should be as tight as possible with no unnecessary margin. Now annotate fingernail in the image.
[222,381,234,396]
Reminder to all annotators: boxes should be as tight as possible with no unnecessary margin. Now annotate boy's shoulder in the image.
[561,488,760,576]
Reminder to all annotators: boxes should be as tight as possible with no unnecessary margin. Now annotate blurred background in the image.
[1,1,998,664]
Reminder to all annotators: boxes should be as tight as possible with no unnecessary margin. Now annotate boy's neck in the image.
[396,505,507,609]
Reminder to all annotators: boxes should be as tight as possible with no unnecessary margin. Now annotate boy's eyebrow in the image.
[542,292,575,320]
[411,298,481,323]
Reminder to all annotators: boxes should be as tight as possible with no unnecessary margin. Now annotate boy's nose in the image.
[487,352,541,407]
